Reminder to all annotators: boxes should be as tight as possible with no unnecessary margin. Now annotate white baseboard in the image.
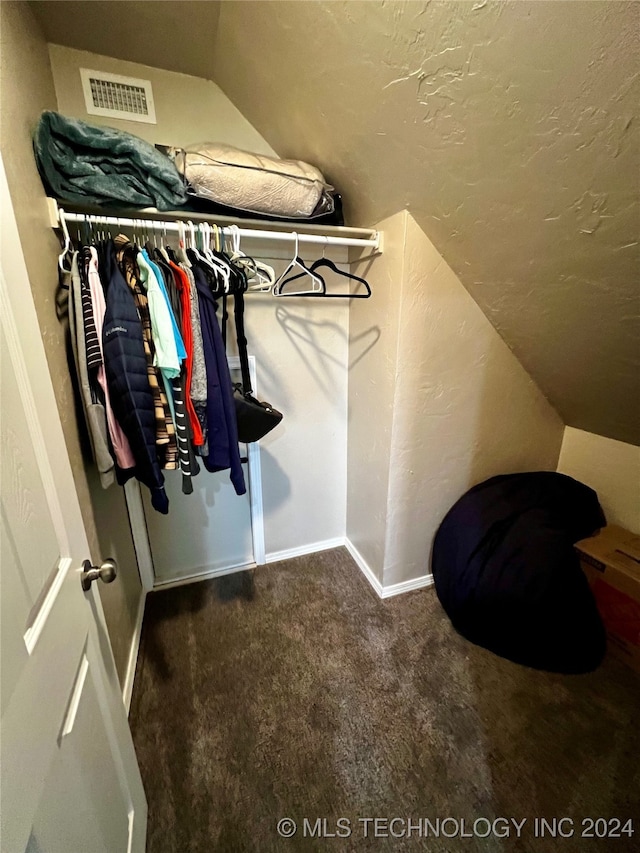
[152,559,255,592]
[265,537,345,564]
[343,538,385,597]
[380,573,434,598]
[344,538,433,599]
[146,538,430,605]
[123,591,146,716]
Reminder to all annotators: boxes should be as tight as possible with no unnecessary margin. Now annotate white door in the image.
[0,156,147,852]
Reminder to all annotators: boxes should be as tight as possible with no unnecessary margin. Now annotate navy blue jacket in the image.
[101,240,169,513]
[192,265,246,495]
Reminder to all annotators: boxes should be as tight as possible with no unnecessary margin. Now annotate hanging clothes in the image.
[68,252,115,488]
[136,248,181,468]
[84,246,136,472]
[145,247,199,493]
[57,216,278,511]
[191,261,246,496]
[116,236,199,495]
[181,261,208,446]
[115,235,178,464]
[100,239,169,514]
[168,259,204,446]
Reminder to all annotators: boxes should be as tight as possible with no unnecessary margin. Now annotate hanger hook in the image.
[57,208,72,271]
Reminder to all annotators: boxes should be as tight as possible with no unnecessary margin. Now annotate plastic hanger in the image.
[174,221,191,266]
[57,207,74,275]
[157,222,171,263]
[283,242,371,298]
[226,224,275,292]
[273,233,324,296]
[201,223,232,293]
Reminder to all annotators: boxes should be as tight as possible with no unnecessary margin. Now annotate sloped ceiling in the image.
[31,1,640,444]
[29,1,221,79]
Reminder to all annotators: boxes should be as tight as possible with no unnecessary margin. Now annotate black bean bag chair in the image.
[432,472,606,673]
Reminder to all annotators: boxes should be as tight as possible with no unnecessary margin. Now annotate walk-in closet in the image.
[2,3,639,852]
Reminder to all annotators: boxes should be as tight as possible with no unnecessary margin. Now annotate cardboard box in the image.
[575,525,640,673]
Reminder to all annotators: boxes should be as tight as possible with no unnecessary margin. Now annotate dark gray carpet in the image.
[130,548,640,853]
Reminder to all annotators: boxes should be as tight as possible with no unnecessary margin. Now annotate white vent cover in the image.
[80,68,156,124]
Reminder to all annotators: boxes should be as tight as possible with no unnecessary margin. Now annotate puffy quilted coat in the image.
[100,240,169,513]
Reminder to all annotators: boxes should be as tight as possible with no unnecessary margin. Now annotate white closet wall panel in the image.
[231,250,350,559]
[142,467,253,582]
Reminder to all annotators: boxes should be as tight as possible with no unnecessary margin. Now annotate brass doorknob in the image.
[81,558,118,591]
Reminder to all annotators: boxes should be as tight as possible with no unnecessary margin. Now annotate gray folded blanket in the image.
[34,111,187,210]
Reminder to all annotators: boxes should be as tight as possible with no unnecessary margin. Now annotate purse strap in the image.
[221,266,252,395]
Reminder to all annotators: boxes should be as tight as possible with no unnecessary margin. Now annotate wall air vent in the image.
[80,68,156,124]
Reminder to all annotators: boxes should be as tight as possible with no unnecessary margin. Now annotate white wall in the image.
[236,246,349,557]
[48,44,277,154]
[346,212,405,583]
[348,211,565,591]
[383,213,565,586]
[558,427,640,533]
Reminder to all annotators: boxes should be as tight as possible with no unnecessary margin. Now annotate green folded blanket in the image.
[34,111,187,210]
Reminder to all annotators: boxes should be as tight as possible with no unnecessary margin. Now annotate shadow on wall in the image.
[274,305,380,399]
[356,211,564,588]
[257,448,291,513]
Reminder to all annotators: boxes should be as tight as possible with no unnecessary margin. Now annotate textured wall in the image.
[558,427,640,533]
[31,1,221,80]
[382,213,564,586]
[348,211,564,588]
[346,213,406,582]
[209,0,639,445]
[30,1,640,442]
[0,1,141,684]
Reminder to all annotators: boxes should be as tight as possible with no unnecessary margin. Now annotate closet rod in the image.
[48,200,382,252]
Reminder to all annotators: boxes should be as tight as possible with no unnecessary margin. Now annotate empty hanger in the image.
[273,232,324,296]
[281,239,371,298]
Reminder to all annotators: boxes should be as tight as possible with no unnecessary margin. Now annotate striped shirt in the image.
[81,246,102,371]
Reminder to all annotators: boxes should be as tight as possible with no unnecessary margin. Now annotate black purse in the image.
[229,274,283,443]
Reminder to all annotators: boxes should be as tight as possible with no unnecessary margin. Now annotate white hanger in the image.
[174,220,191,266]
[196,222,232,293]
[57,208,73,272]
[226,225,276,292]
[273,233,323,296]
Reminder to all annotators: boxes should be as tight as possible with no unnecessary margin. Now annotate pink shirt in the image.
[86,248,136,471]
